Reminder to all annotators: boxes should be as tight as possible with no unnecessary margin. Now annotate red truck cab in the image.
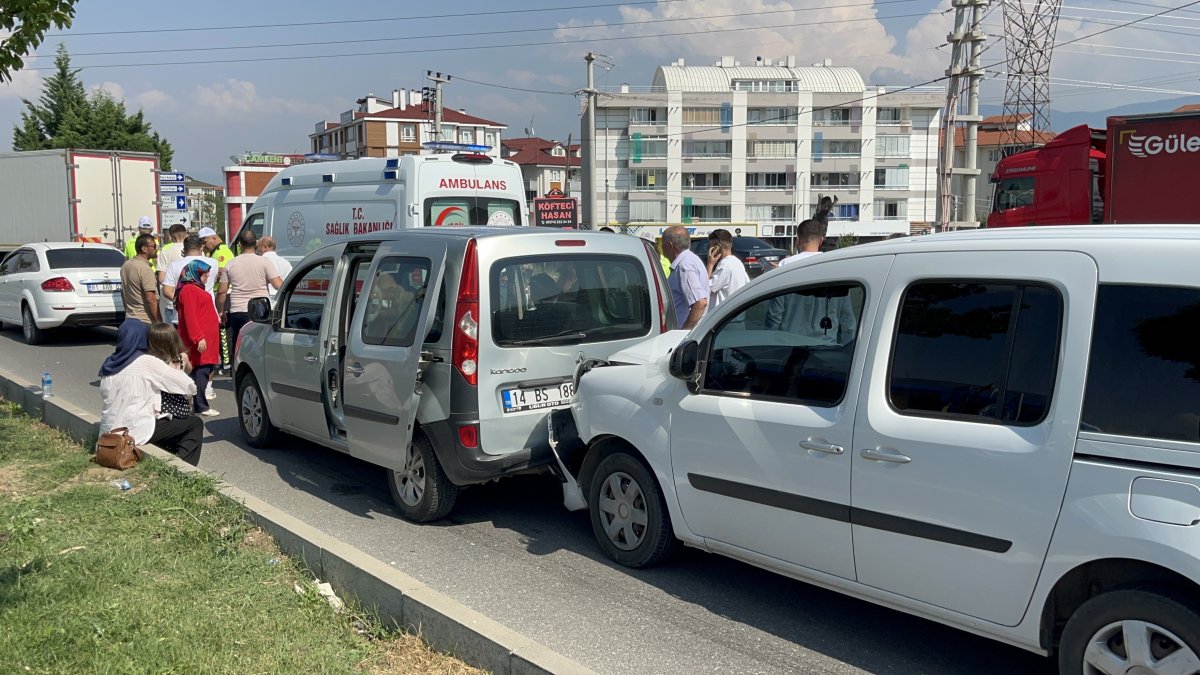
[988,111,1200,227]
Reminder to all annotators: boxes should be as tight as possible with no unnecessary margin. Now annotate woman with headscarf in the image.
[174,259,221,417]
[99,319,204,465]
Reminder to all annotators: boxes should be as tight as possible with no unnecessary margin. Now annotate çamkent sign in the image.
[532,190,577,228]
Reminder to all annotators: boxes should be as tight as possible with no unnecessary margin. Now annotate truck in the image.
[987,109,1200,228]
[0,149,162,251]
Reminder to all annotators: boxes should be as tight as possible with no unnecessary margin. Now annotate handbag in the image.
[161,392,192,419]
[94,427,143,470]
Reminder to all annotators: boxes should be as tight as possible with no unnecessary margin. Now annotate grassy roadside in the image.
[0,401,483,674]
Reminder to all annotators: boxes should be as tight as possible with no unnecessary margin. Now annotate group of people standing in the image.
[103,220,291,465]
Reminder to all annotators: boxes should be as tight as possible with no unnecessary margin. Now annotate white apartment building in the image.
[585,56,944,238]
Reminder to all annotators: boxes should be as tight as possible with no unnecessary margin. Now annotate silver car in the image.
[234,227,672,522]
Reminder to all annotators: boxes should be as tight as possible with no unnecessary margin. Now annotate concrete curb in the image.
[0,367,596,675]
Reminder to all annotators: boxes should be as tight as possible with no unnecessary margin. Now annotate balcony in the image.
[812,119,858,127]
[682,152,733,159]
[874,184,910,191]
[683,185,732,191]
[629,185,666,192]
[746,185,794,192]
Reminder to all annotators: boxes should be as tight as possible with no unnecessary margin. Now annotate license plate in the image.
[87,282,120,293]
[762,256,779,262]
[502,382,577,413]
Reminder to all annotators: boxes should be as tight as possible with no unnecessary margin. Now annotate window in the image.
[15,251,40,273]
[749,140,795,158]
[832,204,860,220]
[874,167,909,189]
[748,107,798,125]
[703,283,863,406]
[283,261,335,332]
[682,107,721,125]
[628,201,666,222]
[459,129,474,144]
[683,172,731,189]
[630,136,667,159]
[683,140,731,157]
[876,135,910,158]
[683,204,731,222]
[362,257,432,347]
[630,168,665,190]
[811,172,857,187]
[874,200,907,219]
[242,212,266,242]
[995,177,1035,211]
[889,281,1062,425]
[878,107,902,124]
[402,125,416,142]
[987,149,1000,162]
[424,197,522,226]
[816,140,861,157]
[733,80,800,92]
[490,254,651,346]
[0,252,19,276]
[746,172,790,189]
[46,248,124,269]
[1082,285,1200,443]
[630,107,663,124]
[746,204,794,221]
[819,108,852,125]
[485,131,497,147]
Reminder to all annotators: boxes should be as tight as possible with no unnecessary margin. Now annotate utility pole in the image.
[581,53,597,230]
[426,71,451,143]
[937,0,989,230]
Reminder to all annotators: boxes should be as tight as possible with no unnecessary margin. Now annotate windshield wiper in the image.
[509,330,588,346]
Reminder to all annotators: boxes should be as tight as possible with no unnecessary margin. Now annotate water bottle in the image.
[41,371,53,398]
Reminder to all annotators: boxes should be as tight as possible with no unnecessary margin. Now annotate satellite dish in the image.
[524,127,535,137]
[228,155,240,164]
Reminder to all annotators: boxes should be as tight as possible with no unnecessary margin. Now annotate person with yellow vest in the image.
[124,216,158,270]
[199,227,235,377]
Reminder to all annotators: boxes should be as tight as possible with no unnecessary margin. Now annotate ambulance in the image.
[236,144,529,261]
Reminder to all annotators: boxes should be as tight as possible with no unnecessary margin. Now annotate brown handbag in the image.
[93,427,143,470]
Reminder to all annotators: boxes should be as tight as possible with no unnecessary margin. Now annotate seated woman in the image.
[99,319,204,466]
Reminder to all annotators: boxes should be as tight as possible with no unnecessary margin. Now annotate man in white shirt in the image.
[161,234,218,321]
[156,223,189,322]
[778,219,827,267]
[256,235,293,304]
[705,228,749,314]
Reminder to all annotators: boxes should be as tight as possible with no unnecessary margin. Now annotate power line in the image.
[451,76,575,97]
[28,10,942,71]
[32,0,925,60]
[50,0,694,37]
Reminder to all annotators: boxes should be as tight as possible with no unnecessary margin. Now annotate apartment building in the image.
[500,137,582,202]
[586,56,944,238]
[310,89,507,159]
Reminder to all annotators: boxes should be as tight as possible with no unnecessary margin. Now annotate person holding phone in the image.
[705,228,749,314]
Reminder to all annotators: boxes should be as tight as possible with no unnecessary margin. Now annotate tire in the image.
[588,451,679,568]
[237,372,278,448]
[21,304,45,345]
[388,430,458,523]
[1058,588,1200,675]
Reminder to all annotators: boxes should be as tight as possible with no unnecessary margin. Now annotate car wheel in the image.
[21,304,45,345]
[588,451,679,568]
[388,430,458,523]
[1058,589,1200,675]
[237,372,277,448]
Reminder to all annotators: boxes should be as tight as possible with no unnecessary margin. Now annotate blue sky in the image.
[2,0,1197,183]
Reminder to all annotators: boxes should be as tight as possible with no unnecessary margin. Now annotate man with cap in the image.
[125,216,157,265]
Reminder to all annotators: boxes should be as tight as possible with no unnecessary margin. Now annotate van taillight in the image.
[452,238,480,386]
[642,240,669,332]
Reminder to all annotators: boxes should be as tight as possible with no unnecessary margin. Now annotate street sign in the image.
[532,196,578,228]
[159,184,186,194]
[175,195,188,210]
[160,172,185,183]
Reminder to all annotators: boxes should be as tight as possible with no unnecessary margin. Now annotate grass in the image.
[0,402,484,675]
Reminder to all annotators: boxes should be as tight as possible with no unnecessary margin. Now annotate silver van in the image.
[233,227,672,521]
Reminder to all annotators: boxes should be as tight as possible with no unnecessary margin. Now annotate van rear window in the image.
[425,197,522,226]
[490,254,651,347]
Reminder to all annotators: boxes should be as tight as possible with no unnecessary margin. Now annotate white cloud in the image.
[192,78,332,118]
[91,81,125,100]
[0,67,42,99]
[133,89,174,111]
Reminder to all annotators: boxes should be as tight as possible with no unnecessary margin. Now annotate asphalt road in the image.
[0,323,1054,675]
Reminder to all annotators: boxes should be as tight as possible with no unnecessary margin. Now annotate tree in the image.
[12,46,175,169]
[0,0,77,83]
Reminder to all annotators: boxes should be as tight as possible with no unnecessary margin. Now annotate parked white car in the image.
[0,243,126,344]
[567,226,1200,675]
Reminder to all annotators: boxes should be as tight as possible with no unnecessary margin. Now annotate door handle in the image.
[860,447,912,464]
[346,363,366,377]
[303,353,319,364]
[799,438,844,455]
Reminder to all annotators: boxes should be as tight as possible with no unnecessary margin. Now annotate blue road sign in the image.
[159,184,186,194]
[175,195,188,210]
[160,172,185,183]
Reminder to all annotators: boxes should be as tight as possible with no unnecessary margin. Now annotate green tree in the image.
[836,234,859,249]
[12,46,174,169]
[0,0,78,83]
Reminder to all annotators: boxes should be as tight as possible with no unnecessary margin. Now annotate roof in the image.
[1174,103,1200,113]
[952,128,1056,147]
[505,147,580,168]
[652,65,865,93]
[980,113,1031,126]
[367,102,505,128]
[501,137,554,152]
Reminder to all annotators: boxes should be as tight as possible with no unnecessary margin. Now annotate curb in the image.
[0,367,596,675]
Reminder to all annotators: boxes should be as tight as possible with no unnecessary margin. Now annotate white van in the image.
[568,226,1200,674]
[237,152,528,261]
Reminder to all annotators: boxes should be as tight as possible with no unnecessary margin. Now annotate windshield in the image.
[424,197,522,226]
[490,254,651,347]
[46,248,125,269]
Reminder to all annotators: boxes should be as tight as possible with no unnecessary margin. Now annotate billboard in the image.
[532,196,578,228]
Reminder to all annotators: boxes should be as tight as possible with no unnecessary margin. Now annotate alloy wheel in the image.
[396,441,426,506]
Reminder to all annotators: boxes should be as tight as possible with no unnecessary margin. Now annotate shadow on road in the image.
[0,324,116,347]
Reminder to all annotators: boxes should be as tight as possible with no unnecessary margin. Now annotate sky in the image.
[2,0,1198,183]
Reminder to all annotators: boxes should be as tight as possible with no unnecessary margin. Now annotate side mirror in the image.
[668,340,699,380]
[248,296,272,324]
